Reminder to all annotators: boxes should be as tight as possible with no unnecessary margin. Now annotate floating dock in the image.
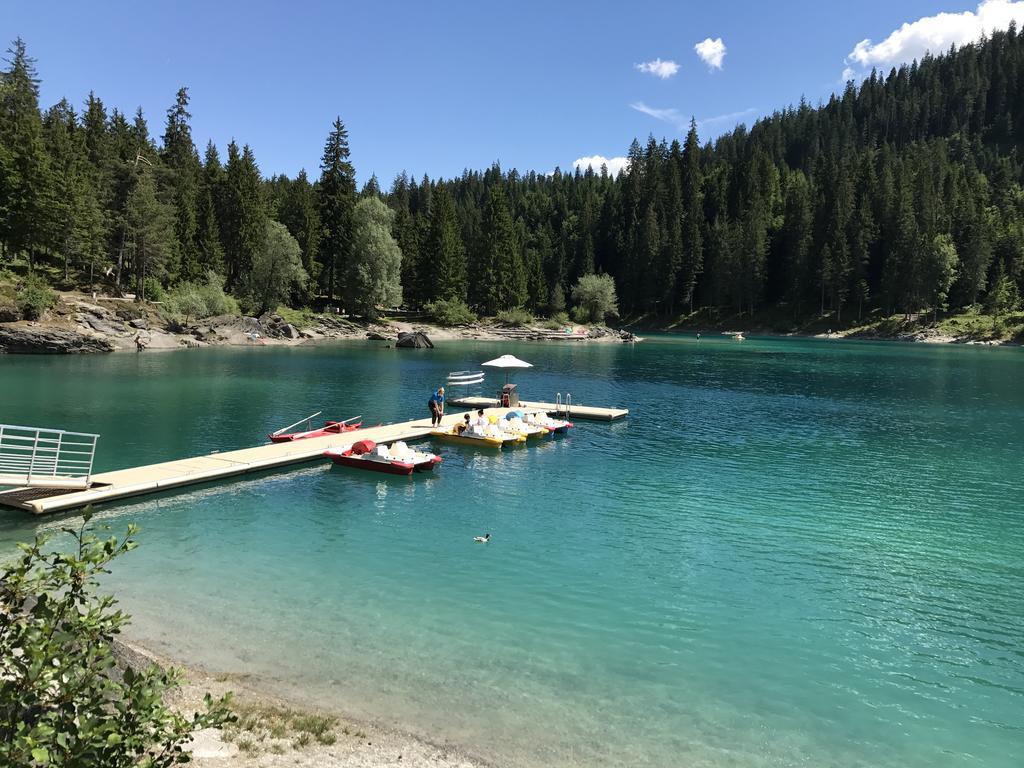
[0,401,626,515]
[449,397,628,421]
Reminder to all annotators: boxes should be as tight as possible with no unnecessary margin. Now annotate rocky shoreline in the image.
[0,293,640,354]
[116,640,490,768]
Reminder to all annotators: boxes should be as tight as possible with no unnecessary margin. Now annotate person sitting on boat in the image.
[454,414,471,435]
[466,410,486,436]
[428,387,445,426]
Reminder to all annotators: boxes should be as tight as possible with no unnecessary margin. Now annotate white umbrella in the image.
[481,354,533,385]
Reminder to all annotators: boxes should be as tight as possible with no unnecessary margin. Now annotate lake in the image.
[1,336,1022,767]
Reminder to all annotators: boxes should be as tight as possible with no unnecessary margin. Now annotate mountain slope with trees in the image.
[2,30,1024,336]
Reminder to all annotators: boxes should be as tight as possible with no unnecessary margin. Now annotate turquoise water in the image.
[1,338,1022,767]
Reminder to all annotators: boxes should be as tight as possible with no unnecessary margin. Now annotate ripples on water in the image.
[1,337,1022,768]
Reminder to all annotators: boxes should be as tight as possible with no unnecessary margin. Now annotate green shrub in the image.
[0,509,233,767]
[142,277,166,302]
[540,311,571,330]
[570,273,619,324]
[17,274,57,320]
[570,305,590,324]
[274,305,318,330]
[165,286,206,325]
[165,273,239,324]
[424,298,477,326]
[292,713,337,744]
[494,307,534,327]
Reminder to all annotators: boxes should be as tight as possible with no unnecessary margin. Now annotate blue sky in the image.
[5,1,1023,184]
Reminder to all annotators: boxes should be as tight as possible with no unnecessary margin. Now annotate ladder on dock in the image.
[0,424,99,490]
[554,393,572,418]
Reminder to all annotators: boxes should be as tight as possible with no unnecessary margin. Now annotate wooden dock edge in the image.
[449,397,628,421]
[0,402,626,515]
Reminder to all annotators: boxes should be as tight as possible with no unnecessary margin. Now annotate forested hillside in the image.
[2,29,1024,326]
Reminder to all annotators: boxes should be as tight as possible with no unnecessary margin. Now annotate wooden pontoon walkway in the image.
[0,399,627,515]
[0,411,477,515]
[449,397,628,421]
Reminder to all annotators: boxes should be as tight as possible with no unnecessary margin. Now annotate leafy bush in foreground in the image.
[0,510,233,767]
[424,298,477,326]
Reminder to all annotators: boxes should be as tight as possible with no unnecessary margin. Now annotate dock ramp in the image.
[0,424,99,490]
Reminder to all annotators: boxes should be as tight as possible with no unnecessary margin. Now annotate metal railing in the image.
[555,393,572,417]
[0,424,99,488]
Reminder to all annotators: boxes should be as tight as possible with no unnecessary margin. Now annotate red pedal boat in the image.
[268,414,362,443]
[324,439,442,476]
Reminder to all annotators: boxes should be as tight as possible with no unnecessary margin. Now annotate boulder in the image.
[129,317,149,330]
[258,313,295,339]
[0,326,114,354]
[366,331,389,341]
[115,307,146,322]
[0,302,20,323]
[282,323,301,339]
[396,331,434,349]
[78,313,129,336]
[209,314,261,332]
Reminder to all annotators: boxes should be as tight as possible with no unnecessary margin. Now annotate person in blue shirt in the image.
[428,387,445,426]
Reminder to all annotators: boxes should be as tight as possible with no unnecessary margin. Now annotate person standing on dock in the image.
[428,387,445,426]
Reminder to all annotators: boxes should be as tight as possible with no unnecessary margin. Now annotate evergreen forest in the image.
[3,29,1024,327]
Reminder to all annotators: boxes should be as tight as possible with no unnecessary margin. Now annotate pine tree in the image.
[317,117,356,301]
[478,187,524,313]
[161,87,201,281]
[637,203,661,314]
[79,92,114,270]
[780,171,813,316]
[41,99,105,282]
[422,184,466,302]
[122,166,175,299]
[679,119,704,313]
[275,169,321,281]
[658,156,684,315]
[885,165,920,313]
[849,153,878,320]
[0,38,53,268]
[952,170,992,305]
[221,141,266,291]
[196,141,225,276]
[822,162,853,321]
[361,174,381,198]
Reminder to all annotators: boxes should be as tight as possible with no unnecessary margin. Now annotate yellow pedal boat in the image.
[431,428,525,448]
[508,424,547,439]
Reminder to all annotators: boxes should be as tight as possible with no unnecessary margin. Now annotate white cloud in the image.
[696,107,759,131]
[694,37,726,70]
[630,101,688,129]
[572,155,629,177]
[635,58,680,79]
[845,0,1024,75]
